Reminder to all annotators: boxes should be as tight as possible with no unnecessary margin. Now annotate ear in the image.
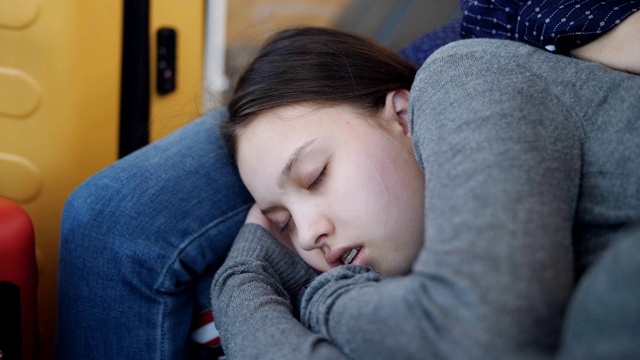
[384,89,410,136]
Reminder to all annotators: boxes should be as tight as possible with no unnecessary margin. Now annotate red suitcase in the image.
[0,197,38,360]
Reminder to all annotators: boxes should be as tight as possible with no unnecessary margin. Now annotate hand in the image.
[570,11,640,75]
[217,213,318,303]
[245,203,295,252]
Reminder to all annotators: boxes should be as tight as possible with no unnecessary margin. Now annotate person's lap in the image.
[56,109,253,359]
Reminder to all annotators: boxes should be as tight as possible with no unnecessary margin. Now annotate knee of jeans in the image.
[60,179,253,297]
[157,204,252,292]
[59,183,145,285]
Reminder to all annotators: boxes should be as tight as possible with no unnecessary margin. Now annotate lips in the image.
[340,247,362,265]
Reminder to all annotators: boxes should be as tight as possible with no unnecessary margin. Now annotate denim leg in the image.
[558,224,640,359]
[56,110,253,359]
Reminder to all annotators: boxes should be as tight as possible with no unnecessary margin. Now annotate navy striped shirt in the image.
[461,0,640,53]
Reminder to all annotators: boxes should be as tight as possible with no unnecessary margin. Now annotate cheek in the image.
[345,155,397,206]
[340,150,420,238]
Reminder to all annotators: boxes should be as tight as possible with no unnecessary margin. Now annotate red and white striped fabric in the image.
[191,309,221,348]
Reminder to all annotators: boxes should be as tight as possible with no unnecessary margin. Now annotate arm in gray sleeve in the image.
[211,224,348,359]
[300,39,585,360]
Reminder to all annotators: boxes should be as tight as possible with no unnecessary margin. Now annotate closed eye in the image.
[279,218,291,233]
[308,165,327,191]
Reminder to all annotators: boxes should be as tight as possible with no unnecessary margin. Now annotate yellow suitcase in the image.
[0,1,204,357]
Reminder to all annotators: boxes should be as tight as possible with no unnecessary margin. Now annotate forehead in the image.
[237,105,320,159]
[235,105,328,191]
[235,104,369,197]
[237,104,353,158]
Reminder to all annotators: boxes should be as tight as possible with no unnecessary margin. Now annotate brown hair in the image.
[221,27,418,161]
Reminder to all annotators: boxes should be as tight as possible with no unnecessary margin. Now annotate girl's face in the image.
[236,91,425,276]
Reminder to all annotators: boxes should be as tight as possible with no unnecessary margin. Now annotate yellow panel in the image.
[149,0,205,141]
[0,1,122,358]
[0,2,205,356]
[0,67,41,118]
[0,0,41,29]
[0,153,42,201]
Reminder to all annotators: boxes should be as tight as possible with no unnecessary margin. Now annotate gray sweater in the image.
[211,39,640,359]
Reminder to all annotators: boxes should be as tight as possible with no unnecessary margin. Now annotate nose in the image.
[294,210,333,252]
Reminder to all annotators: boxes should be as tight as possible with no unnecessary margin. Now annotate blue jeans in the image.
[56,109,253,359]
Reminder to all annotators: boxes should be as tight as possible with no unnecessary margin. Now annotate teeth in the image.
[341,247,361,265]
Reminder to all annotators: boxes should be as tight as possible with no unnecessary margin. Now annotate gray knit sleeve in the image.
[211,224,347,359]
[299,39,584,360]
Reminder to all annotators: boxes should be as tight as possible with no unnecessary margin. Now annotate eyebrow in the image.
[276,138,318,191]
